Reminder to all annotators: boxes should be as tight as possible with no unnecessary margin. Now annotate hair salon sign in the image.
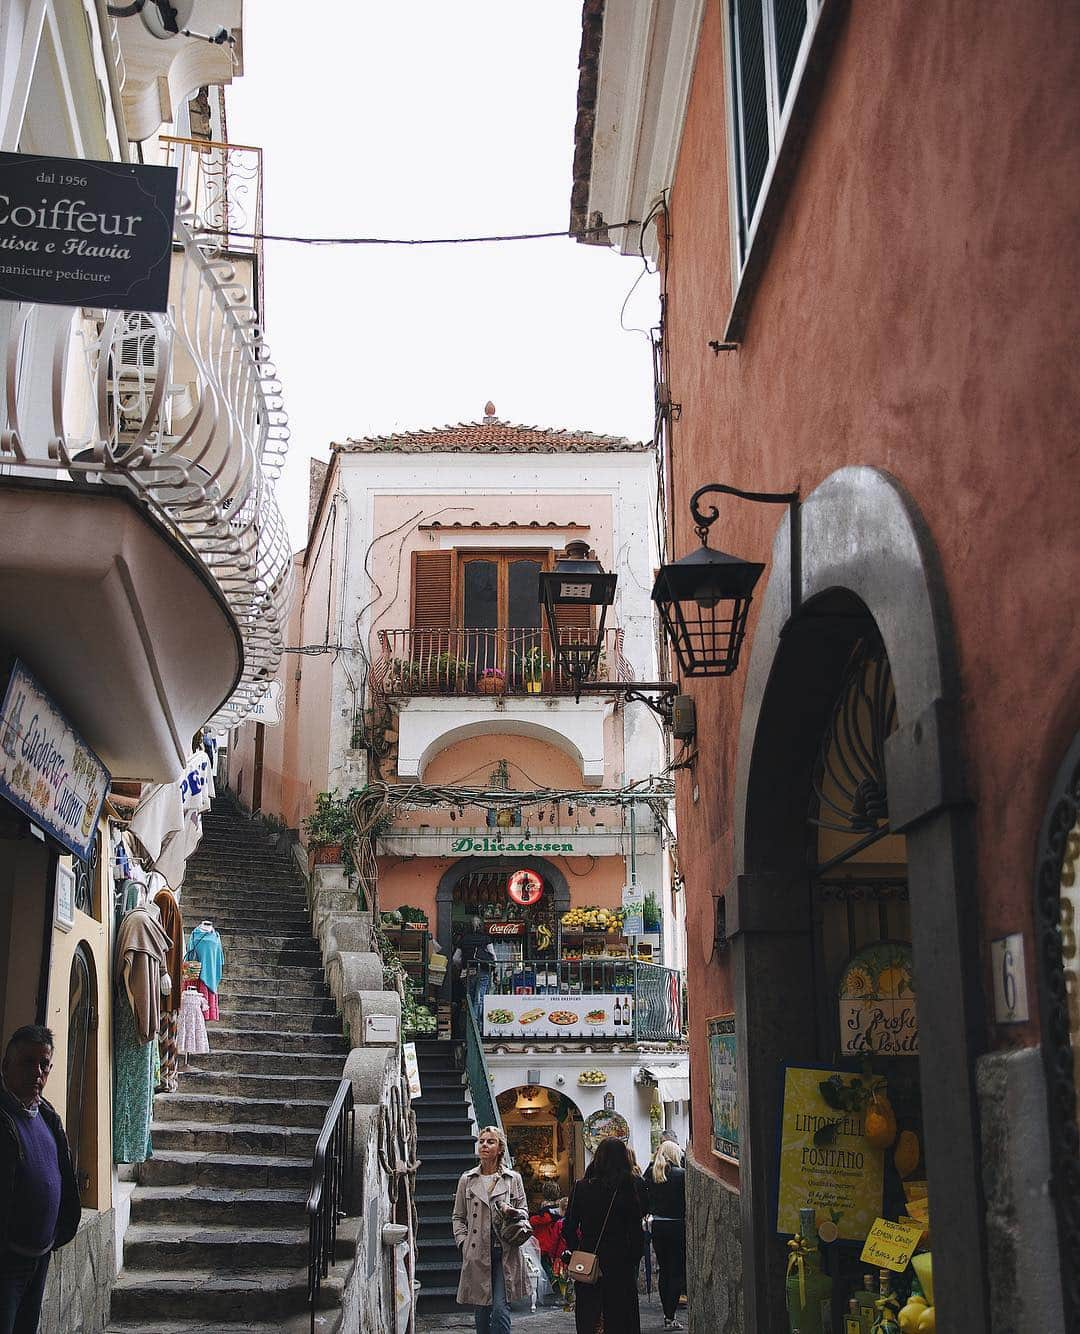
[0,152,177,313]
[0,660,110,861]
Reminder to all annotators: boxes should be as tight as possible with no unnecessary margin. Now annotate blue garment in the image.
[7,1110,60,1256]
[473,1244,511,1334]
[0,1251,49,1334]
[186,926,224,994]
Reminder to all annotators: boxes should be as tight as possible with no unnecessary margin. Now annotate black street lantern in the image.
[652,483,800,677]
[538,540,617,693]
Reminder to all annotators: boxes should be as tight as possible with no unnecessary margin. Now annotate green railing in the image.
[464,985,505,1138]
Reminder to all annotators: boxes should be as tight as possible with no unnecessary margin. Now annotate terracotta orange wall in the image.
[666,2,1080,1173]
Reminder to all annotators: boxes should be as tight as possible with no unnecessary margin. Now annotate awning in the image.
[639,1061,690,1103]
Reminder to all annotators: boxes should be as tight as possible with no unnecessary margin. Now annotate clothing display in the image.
[185,923,224,1021]
[153,887,184,1092]
[176,987,210,1057]
[192,980,219,1023]
[113,898,170,1164]
[129,783,184,865]
[115,906,171,1043]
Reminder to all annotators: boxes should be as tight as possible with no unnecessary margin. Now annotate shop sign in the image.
[450,835,575,854]
[621,884,644,936]
[707,1014,739,1161]
[838,942,918,1056]
[486,921,526,937]
[582,1108,630,1152]
[507,868,543,906]
[0,660,110,861]
[776,1066,884,1241]
[0,152,177,313]
[54,861,75,932]
[859,1216,925,1273]
[483,992,632,1039]
[222,681,282,726]
[402,1042,422,1100]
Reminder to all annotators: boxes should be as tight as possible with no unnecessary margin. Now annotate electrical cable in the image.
[192,220,641,247]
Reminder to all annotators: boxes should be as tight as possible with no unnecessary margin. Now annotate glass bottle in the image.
[854,1274,878,1334]
[784,1207,832,1334]
[843,1298,863,1334]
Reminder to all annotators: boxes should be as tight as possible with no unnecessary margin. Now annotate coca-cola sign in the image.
[486,921,526,937]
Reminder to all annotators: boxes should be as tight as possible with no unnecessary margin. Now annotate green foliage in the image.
[643,892,661,928]
[303,790,353,847]
[513,645,549,679]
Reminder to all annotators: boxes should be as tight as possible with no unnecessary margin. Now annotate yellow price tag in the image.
[859,1216,925,1272]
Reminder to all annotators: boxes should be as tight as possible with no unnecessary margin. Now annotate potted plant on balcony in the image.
[643,892,662,933]
[477,666,506,695]
[515,645,549,694]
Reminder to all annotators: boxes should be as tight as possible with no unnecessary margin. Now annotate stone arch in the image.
[417,719,588,782]
[435,855,571,958]
[727,467,988,1331]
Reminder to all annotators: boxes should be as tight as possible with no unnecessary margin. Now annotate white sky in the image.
[226,2,659,549]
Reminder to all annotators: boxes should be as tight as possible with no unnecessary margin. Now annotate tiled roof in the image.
[334,416,648,455]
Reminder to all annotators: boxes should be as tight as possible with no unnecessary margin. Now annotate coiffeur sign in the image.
[0,660,110,861]
[0,152,177,312]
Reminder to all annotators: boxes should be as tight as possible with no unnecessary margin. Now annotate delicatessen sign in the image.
[0,660,110,861]
[0,152,177,313]
[483,993,634,1039]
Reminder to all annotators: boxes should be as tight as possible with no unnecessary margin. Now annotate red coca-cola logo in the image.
[487,922,526,936]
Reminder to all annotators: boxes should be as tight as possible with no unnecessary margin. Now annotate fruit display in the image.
[561,906,625,933]
[898,1280,928,1332]
[578,1069,607,1085]
[865,1091,898,1149]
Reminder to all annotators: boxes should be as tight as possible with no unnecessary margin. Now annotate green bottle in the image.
[854,1273,878,1334]
[784,1207,833,1334]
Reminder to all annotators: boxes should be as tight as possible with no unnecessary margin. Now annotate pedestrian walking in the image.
[562,1136,649,1334]
[0,1026,80,1334]
[643,1140,687,1329]
[452,1126,532,1333]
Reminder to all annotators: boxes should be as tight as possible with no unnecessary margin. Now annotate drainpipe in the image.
[93,0,132,164]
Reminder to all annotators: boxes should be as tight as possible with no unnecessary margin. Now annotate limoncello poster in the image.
[776,1066,883,1239]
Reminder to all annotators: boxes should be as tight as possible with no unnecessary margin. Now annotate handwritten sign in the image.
[838,943,918,1056]
[859,1216,925,1272]
[0,660,109,860]
[776,1067,883,1240]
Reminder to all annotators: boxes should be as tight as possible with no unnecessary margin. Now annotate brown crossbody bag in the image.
[567,1186,618,1284]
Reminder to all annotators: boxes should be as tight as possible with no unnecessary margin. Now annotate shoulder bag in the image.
[567,1185,619,1284]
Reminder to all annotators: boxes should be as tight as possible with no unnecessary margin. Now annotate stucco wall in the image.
[666,0,1080,1179]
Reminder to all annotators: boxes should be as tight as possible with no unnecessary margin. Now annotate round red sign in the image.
[506,868,544,907]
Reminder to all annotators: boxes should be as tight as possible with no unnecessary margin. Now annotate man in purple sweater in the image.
[0,1026,80,1334]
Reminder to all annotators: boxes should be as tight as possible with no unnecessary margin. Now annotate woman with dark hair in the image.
[562,1137,649,1334]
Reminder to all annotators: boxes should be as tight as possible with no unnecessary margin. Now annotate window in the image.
[728,0,818,266]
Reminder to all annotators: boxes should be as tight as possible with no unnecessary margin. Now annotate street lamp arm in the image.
[690,482,800,543]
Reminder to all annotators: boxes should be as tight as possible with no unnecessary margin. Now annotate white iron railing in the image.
[0,203,293,730]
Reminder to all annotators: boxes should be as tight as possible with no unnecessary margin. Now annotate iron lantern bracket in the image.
[690,482,801,619]
[573,680,678,724]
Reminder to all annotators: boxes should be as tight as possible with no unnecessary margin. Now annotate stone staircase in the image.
[107,797,348,1334]
[411,1040,476,1314]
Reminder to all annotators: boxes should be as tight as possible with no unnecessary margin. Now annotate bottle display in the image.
[784,1207,832,1334]
[844,1298,863,1334]
[855,1273,878,1334]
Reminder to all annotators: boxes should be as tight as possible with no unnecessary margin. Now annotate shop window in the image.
[727,0,821,267]
[66,943,97,1198]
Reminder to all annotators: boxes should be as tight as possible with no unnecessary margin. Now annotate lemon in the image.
[899,1295,927,1332]
[915,1306,935,1333]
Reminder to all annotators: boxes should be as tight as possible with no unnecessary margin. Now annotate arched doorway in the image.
[497,1084,585,1210]
[729,469,988,1332]
[66,941,97,1199]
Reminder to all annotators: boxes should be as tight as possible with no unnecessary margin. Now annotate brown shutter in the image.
[411,552,454,655]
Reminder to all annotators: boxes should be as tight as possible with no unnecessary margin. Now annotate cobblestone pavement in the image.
[415,1295,684,1332]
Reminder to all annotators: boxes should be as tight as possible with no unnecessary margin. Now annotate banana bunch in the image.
[535,924,553,951]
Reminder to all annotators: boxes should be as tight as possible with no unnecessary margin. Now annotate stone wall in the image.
[685,1152,742,1334]
[41,1208,115,1334]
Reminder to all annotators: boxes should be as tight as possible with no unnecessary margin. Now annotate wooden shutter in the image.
[411,551,454,630]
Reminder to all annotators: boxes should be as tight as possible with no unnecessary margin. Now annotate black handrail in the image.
[306,1077,355,1333]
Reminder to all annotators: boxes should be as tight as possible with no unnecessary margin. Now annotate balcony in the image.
[373,627,633,698]
[479,957,684,1044]
[0,205,292,779]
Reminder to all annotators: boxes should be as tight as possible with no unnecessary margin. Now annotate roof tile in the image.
[334,417,647,455]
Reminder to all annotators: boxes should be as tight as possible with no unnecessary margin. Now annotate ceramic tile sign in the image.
[776,1066,884,1240]
[0,659,109,861]
[838,942,918,1056]
[708,1014,739,1161]
[859,1216,925,1273]
[0,152,177,312]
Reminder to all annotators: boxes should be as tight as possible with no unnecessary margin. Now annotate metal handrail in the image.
[306,1077,355,1334]
[464,986,511,1165]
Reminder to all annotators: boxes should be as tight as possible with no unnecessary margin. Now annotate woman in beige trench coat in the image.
[453,1126,531,1332]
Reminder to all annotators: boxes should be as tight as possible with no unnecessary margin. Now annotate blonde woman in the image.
[452,1126,530,1333]
[643,1139,687,1329]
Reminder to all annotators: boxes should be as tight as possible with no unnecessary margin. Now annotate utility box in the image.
[364,1012,399,1045]
[672,693,696,741]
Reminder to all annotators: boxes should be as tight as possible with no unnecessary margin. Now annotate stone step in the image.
[138,1149,310,1190]
[218,990,335,1012]
[109,1267,313,1323]
[153,1091,332,1128]
[185,1048,344,1077]
[130,1186,305,1229]
[122,1223,308,1271]
[181,896,309,917]
[172,1069,343,1101]
[194,933,317,953]
[222,946,323,969]
[218,961,326,983]
[209,1009,341,1034]
[150,1120,319,1158]
[209,1027,346,1055]
[107,1317,318,1334]
[219,981,333,1002]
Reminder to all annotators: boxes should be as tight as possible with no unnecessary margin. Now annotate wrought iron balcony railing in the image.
[372,626,633,698]
[0,203,293,729]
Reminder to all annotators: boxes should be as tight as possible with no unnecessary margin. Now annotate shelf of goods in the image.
[559,930,630,963]
[383,927,430,992]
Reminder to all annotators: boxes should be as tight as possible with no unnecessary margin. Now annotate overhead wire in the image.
[194,221,641,247]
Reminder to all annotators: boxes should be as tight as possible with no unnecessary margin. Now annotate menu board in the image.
[483,992,631,1039]
[776,1066,883,1240]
